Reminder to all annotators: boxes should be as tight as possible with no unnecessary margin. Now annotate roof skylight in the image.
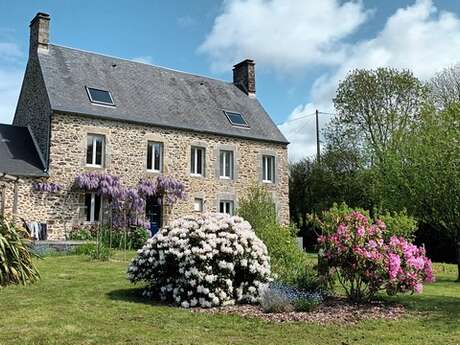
[224,110,249,127]
[86,87,115,106]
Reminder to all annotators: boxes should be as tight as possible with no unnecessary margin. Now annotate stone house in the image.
[0,13,289,240]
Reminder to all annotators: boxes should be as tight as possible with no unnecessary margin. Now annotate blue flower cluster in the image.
[269,281,324,304]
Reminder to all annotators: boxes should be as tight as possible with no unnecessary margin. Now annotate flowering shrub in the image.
[74,173,186,229]
[128,213,271,308]
[260,282,324,313]
[32,182,63,193]
[318,211,434,302]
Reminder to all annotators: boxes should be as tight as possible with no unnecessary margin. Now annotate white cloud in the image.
[0,42,22,60]
[131,56,154,65]
[199,0,460,160]
[0,68,23,124]
[199,0,369,72]
[312,0,460,107]
[0,40,24,124]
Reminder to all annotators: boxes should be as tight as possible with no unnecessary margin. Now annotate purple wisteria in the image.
[74,172,186,229]
[32,182,63,193]
[138,176,186,205]
[74,172,124,200]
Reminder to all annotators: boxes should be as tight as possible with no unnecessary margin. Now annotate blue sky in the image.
[1,0,460,160]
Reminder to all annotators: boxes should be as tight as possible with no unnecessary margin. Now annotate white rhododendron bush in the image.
[127,213,271,308]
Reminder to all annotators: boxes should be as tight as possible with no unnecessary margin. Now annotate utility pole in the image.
[315,109,320,162]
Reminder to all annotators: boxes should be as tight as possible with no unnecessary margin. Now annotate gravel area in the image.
[191,297,406,325]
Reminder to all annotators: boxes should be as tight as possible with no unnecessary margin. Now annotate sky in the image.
[1,0,460,161]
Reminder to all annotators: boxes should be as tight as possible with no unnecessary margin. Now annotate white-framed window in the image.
[219,150,234,179]
[219,200,234,215]
[86,134,104,167]
[191,147,205,176]
[84,192,102,223]
[147,142,163,172]
[262,155,275,183]
[193,198,204,212]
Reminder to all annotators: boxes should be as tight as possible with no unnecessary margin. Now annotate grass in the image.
[0,252,459,345]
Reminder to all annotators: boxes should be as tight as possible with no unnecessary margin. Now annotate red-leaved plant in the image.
[318,211,434,302]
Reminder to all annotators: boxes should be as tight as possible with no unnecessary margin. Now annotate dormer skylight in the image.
[86,87,115,106]
[224,110,249,127]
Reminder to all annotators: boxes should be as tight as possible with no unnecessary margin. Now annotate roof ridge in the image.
[47,44,233,85]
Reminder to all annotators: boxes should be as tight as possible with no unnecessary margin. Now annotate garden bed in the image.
[192,297,406,324]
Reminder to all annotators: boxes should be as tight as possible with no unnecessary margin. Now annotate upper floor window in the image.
[84,192,102,223]
[219,150,234,179]
[219,200,234,215]
[191,147,205,176]
[86,134,104,167]
[262,155,275,183]
[147,142,163,172]
[86,87,115,106]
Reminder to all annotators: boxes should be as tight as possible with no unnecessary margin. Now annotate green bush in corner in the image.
[0,217,40,287]
[238,184,318,289]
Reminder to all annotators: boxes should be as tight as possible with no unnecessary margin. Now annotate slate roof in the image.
[0,124,47,177]
[38,45,288,144]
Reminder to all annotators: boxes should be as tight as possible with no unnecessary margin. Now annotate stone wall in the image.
[13,53,52,163]
[4,113,289,239]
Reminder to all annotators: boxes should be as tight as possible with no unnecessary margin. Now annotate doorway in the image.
[146,197,162,236]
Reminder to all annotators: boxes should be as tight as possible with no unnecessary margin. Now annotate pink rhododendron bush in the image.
[318,211,434,302]
[128,213,271,308]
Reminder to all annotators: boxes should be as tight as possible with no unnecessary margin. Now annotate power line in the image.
[318,111,337,116]
[276,112,316,126]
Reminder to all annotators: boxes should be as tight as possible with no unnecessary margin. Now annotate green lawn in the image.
[1,252,459,345]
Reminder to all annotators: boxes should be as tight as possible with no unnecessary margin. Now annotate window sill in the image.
[146,169,162,174]
[190,173,204,178]
[85,164,104,169]
[262,180,274,184]
[81,221,101,225]
[219,176,233,180]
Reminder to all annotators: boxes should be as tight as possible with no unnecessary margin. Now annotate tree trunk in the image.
[456,240,460,282]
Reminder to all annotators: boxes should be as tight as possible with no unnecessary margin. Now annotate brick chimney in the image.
[29,12,50,55]
[233,59,255,96]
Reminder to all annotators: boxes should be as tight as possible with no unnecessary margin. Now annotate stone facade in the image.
[2,112,289,239]
[13,51,51,163]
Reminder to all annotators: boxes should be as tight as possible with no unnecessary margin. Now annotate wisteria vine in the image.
[74,172,186,229]
[32,182,63,193]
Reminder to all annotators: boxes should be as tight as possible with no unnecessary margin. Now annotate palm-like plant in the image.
[0,217,40,287]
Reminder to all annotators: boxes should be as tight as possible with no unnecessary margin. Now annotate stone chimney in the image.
[29,12,50,55]
[233,59,255,96]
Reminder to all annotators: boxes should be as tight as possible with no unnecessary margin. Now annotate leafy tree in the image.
[289,148,374,229]
[328,68,429,163]
[430,63,460,110]
[380,105,460,280]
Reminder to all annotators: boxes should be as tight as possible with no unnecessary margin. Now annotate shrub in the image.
[318,211,434,302]
[0,218,40,287]
[128,227,149,249]
[74,242,112,261]
[377,210,417,240]
[68,227,93,241]
[260,282,324,313]
[238,184,318,288]
[68,225,148,250]
[313,202,418,240]
[128,213,271,308]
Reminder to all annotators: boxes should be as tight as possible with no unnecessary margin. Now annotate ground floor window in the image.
[193,198,203,212]
[84,192,101,222]
[219,200,234,215]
